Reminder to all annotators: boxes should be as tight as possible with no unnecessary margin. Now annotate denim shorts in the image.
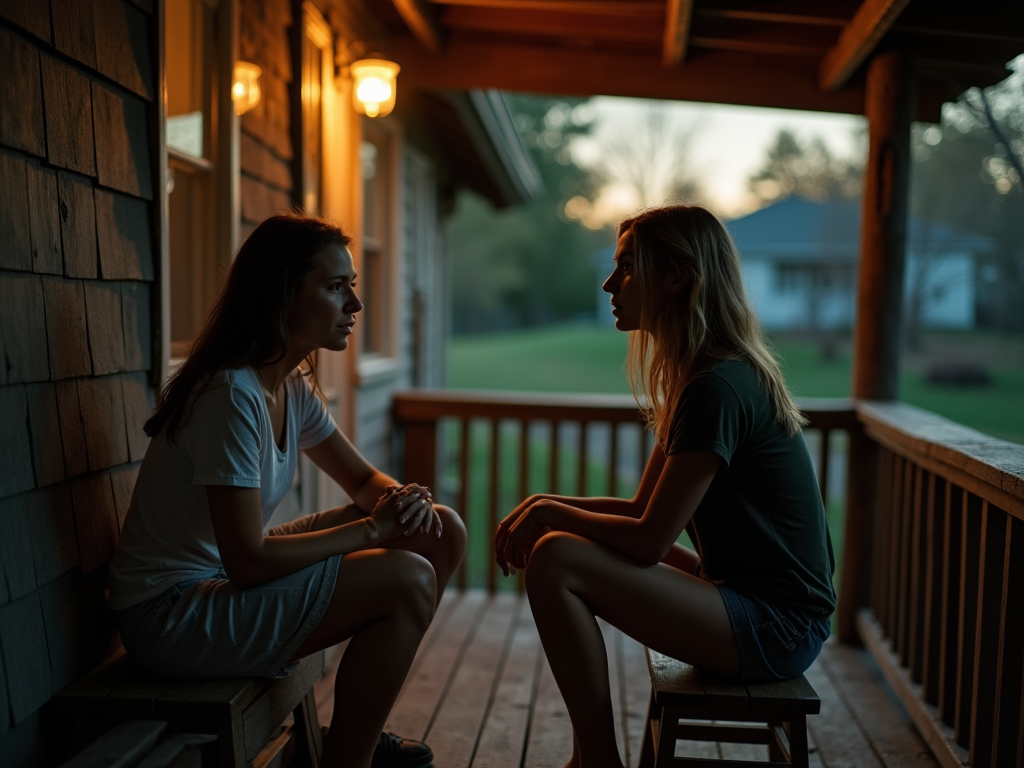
[113,513,342,679]
[717,585,831,683]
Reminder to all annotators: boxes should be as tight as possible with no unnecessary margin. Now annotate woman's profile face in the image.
[286,244,363,353]
[603,229,642,332]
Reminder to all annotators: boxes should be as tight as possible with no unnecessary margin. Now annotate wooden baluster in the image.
[886,454,905,639]
[818,428,831,505]
[608,422,619,497]
[489,419,500,593]
[550,421,561,495]
[938,483,962,726]
[921,474,944,705]
[403,420,437,489]
[457,418,470,591]
[895,462,915,665]
[518,420,529,594]
[969,501,1006,766]
[991,515,1024,768]
[872,447,893,626]
[955,493,983,748]
[908,467,926,680]
[577,422,588,497]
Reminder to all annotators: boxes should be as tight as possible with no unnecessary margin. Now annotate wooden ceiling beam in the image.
[390,34,866,114]
[663,0,696,68]
[430,0,663,15]
[819,0,912,91]
[392,0,444,53]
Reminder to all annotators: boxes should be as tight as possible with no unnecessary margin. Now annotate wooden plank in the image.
[473,599,541,768]
[646,650,705,709]
[745,676,820,716]
[819,0,912,91]
[803,652,884,768]
[523,653,573,768]
[58,171,100,278]
[0,150,32,271]
[43,276,93,379]
[662,0,695,67]
[25,381,66,487]
[0,0,52,41]
[0,492,38,600]
[109,463,140,529]
[488,420,499,591]
[619,628,649,767]
[26,161,63,274]
[84,281,127,375]
[25,483,78,585]
[0,591,53,723]
[56,378,90,477]
[152,676,257,722]
[60,720,167,768]
[385,590,488,739]
[91,82,153,199]
[895,460,913,663]
[120,282,152,371]
[78,376,130,470]
[0,25,46,155]
[816,641,938,768]
[920,475,943,705]
[52,0,97,69]
[95,188,154,279]
[968,502,1004,766]
[0,385,35,498]
[241,653,325,761]
[425,593,519,767]
[94,0,155,100]
[39,570,102,693]
[41,54,96,175]
[393,0,444,53]
[0,272,49,382]
[908,466,925,678]
[71,470,119,573]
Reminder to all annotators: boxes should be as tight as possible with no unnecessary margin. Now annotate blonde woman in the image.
[494,205,835,768]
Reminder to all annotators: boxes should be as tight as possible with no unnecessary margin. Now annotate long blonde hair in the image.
[621,205,806,445]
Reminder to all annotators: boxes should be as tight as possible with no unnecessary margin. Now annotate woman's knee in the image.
[435,505,467,559]
[525,531,582,590]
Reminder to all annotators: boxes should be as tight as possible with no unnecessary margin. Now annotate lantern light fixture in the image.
[351,58,400,118]
[232,62,262,116]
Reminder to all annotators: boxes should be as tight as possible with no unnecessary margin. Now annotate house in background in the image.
[0,0,537,761]
[727,197,991,332]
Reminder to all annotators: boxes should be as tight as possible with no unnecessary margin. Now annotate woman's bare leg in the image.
[525,532,740,768]
[287,548,436,768]
[301,503,467,608]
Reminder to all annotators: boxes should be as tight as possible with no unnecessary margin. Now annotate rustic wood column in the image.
[839,50,915,643]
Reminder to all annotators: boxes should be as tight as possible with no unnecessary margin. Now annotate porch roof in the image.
[371,0,1023,120]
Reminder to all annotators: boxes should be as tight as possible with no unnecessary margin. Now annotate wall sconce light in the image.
[351,58,400,118]
[232,62,262,115]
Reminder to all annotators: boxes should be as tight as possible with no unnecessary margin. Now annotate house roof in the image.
[366,0,1023,121]
[726,196,993,261]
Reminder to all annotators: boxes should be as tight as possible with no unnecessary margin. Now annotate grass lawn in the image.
[449,324,1024,445]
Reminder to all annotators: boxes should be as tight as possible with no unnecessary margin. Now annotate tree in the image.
[748,128,863,206]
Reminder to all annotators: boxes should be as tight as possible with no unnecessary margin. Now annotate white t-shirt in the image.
[108,367,336,610]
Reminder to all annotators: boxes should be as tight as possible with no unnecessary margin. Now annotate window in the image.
[300,4,332,214]
[360,123,393,357]
[165,0,225,358]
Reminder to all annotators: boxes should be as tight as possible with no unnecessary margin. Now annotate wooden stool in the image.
[52,650,325,768]
[639,649,820,768]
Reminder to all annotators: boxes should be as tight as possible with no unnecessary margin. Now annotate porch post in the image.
[839,51,915,642]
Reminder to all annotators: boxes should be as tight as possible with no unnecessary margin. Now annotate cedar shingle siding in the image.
[0,2,157,763]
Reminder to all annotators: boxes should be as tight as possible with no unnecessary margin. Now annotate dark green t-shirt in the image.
[666,359,836,615]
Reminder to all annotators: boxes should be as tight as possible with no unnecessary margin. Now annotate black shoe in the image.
[371,731,433,768]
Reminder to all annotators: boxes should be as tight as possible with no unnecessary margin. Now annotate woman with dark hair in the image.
[494,205,835,768]
[109,212,466,768]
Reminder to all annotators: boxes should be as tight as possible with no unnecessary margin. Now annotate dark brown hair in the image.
[145,212,351,440]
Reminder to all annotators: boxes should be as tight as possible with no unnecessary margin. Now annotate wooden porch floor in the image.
[312,591,939,768]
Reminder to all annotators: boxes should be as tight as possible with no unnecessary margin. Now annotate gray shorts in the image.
[114,511,344,679]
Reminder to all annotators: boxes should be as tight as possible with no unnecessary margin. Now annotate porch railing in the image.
[393,390,1024,768]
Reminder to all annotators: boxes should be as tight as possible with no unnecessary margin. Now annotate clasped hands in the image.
[370,483,443,540]
[494,495,556,577]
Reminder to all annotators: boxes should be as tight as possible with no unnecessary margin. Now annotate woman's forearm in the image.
[231,519,384,589]
[538,501,661,564]
[531,494,641,518]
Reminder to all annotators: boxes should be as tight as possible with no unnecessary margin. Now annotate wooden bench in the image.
[58,720,215,768]
[52,650,326,768]
[640,649,820,768]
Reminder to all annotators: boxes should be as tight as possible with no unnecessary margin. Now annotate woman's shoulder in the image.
[191,367,264,412]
